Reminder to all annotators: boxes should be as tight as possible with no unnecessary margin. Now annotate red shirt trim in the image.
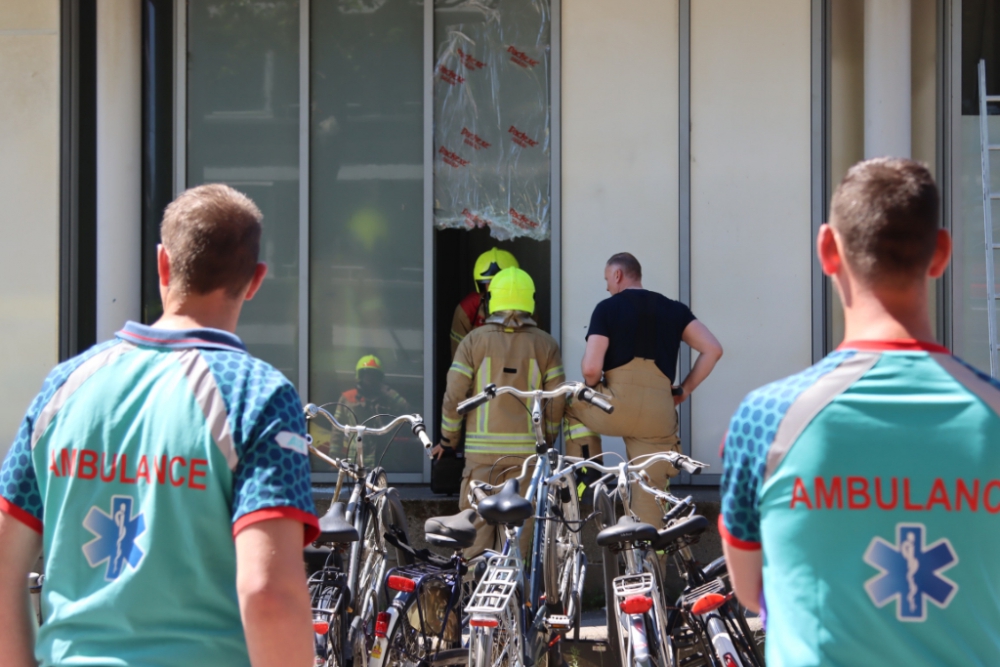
[718,515,761,551]
[0,497,43,534]
[837,339,949,354]
[233,506,320,545]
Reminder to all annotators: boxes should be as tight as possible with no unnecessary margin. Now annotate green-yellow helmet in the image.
[355,354,383,379]
[473,248,519,292]
[487,267,535,314]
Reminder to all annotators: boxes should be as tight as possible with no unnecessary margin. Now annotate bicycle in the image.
[455,381,614,667]
[303,404,434,667]
[557,453,763,667]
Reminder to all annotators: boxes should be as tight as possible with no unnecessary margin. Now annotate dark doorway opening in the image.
[432,228,551,439]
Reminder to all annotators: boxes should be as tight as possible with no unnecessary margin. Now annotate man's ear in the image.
[928,229,952,279]
[243,262,269,301]
[817,224,842,277]
[156,245,171,287]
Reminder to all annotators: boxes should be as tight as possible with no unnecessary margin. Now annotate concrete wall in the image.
[689,0,813,468]
[0,2,61,456]
[561,0,680,459]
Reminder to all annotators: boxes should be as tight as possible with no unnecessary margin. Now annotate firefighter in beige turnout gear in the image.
[564,253,723,528]
[449,248,519,359]
[433,267,564,557]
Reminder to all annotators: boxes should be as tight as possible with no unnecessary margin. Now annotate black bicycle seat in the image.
[477,479,533,527]
[702,555,727,580]
[596,515,659,547]
[318,502,359,544]
[651,514,708,550]
[425,509,479,550]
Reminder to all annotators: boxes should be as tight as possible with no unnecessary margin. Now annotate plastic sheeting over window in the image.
[433,0,551,241]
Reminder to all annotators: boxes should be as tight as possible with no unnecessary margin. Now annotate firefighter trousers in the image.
[458,453,534,559]
[564,357,680,528]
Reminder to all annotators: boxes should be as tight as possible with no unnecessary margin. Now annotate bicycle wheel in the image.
[468,592,524,667]
[383,601,467,667]
[311,584,345,667]
[593,484,623,666]
[350,471,412,665]
[542,482,583,632]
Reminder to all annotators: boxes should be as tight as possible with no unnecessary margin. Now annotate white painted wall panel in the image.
[562,0,679,458]
[690,0,812,469]
[96,0,142,342]
[0,1,60,455]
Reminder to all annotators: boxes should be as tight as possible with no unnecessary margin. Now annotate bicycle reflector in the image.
[375,612,390,638]
[619,595,653,614]
[691,592,728,615]
[469,616,500,628]
[312,621,329,635]
[387,575,417,593]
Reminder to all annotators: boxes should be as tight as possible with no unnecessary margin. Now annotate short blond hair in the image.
[161,184,262,297]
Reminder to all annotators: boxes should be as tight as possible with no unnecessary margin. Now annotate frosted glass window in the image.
[186,0,301,383]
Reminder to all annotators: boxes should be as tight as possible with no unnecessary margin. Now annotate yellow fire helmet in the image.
[487,267,535,315]
[355,354,383,379]
[473,247,519,292]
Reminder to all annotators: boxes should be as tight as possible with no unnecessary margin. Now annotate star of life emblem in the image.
[864,523,958,622]
[83,495,147,581]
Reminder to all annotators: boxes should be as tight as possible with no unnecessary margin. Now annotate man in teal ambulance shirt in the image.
[721,158,1000,665]
[0,184,318,667]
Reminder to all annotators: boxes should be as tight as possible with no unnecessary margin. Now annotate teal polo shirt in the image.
[721,340,1000,666]
[0,322,319,667]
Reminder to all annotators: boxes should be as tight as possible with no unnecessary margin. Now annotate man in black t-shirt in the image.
[565,252,723,527]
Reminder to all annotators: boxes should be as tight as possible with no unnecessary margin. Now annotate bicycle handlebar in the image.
[456,382,614,416]
[303,403,434,457]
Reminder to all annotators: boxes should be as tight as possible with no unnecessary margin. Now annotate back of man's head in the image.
[161,184,263,297]
[607,252,642,281]
[829,158,939,288]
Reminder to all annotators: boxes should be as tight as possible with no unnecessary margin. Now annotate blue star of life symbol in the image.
[864,523,958,622]
[82,495,146,581]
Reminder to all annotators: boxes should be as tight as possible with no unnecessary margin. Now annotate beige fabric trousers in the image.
[564,358,680,527]
[458,453,534,558]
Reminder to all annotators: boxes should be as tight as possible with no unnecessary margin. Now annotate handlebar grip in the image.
[579,388,614,414]
[457,393,490,415]
[679,459,704,475]
[413,424,433,450]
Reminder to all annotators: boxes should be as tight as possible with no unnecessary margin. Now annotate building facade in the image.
[1,0,995,484]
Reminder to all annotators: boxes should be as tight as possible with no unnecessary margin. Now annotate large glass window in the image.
[185,1,302,383]
[154,0,556,481]
[307,0,425,480]
[955,0,1000,373]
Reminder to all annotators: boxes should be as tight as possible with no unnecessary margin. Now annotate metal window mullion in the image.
[173,0,185,196]
[298,0,310,400]
[678,0,692,482]
[551,0,561,349]
[422,0,434,483]
[810,0,828,363]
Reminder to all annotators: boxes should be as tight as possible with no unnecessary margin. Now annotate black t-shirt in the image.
[586,289,696,382]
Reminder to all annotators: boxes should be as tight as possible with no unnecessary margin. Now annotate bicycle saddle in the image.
[318,502,359,544]
[596,515,659,547]
[425,509,479,550]
[477,479,533,527]
[651,514,708,550]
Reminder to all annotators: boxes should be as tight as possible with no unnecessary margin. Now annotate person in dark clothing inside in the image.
[564,252,723,527]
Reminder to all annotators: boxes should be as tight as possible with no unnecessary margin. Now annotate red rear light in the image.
[374,612,390,637]
[691,592,728,615]
[723,654,738,667]
[312,621,329,635]
[387,575,416,593]
[619,595,653,614]
[470,616,499,628]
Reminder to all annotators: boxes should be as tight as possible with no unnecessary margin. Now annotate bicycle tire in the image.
[593,484,623,666]
[383,602,468,667]
[312,585,345,667]
[542,482,582,620]
[468,591,525,667]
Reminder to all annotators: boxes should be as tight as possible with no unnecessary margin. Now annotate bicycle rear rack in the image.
[466,556,520,616]
[679,578,726,608]
[613,572,654,600]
